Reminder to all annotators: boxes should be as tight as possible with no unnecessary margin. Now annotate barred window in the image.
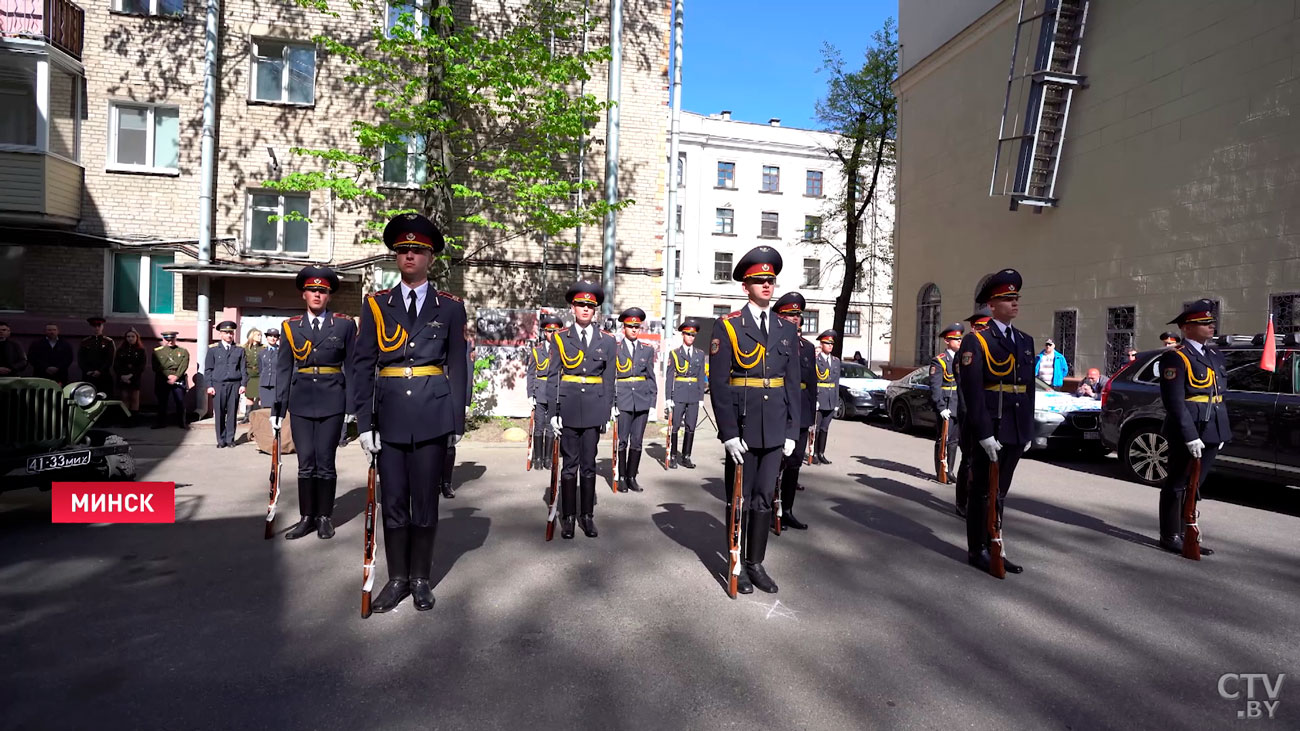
[1271,292,1300,334]
[915,284,941,366]
[1053,310,1077,377]
[1106,305,1136,375]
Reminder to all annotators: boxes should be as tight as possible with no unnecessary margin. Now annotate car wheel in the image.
[1121,427,1169,486]
[834,401,845,419]
[890,400,913,432]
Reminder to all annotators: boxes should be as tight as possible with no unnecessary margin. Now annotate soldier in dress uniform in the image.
[272,266,356,541]
[152,331,190,429]
[1156,299,1228,556]
[205,321,246,448]
[811,330,841,465]
[527,314,564,470]
[546,281,617,538]
[257,329,280,412]
[709,246,800,594]
[613,307,657,493]
[957,269,1035,576]
[929,323,964,484]
[350,213,468,613]
[78,317,116,395]
[952,308,991,516]
[664,317,706,469]
[773,292,816,531]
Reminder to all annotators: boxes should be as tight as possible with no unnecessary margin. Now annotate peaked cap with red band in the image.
[383,212,446,253]
[940,322,964,339]
[976,269,1023,304]
[619,307,646,325]
[965,305,993,328]
[1169,298,1217,325]
[295,265,340,293]
[566,280,604,307]
[540,313,564,330]
[774,291,806,315]
[818,330,837,343]
[678,316,702,333]
[732,245,783,282]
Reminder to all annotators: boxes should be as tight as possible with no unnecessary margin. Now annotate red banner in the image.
[51,482,176,523]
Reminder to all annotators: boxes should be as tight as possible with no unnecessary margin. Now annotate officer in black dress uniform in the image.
[812,330,841,464]
[546,281,617,538]
[1157,299,1228,556]
[78,317,116,395]
[527,314,564,470]
[928,323,964,484]
[272,266,356,540]
[709,246,800,594]
[205,321,246,448]
[351,213,469,613]
[257,329,280,411]
[957,269,1035,576]
[953,307,992,516]
[773,292,816,531]
[614,307,657,493]
[664,317,706,469]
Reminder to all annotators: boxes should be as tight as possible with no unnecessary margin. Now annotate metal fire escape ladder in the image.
[989,0,1090,211]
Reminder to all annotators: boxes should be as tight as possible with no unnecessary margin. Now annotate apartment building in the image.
[0,0,669,406]
[671,110,894,364]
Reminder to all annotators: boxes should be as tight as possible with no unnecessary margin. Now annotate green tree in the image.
[814,18,898,358]
[271,0,627,257]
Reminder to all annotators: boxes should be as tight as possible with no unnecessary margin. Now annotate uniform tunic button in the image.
[763,394,769,401]
[406,390,412,396]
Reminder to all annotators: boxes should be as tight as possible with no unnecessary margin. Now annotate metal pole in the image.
[196,0,219,412]
[663,0,682,336]
[601,0,623,315]
[574,0,589,280]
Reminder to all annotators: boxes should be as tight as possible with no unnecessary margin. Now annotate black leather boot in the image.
[316,477,336,538]
[578,475,597,536]
[617,448,629,492]
[627,449,643,492]
[409,526,436,611]
[815,431,831,464]
[560,475,578,538]
[285,515,315,540]
[561,516,576,539]
[1158,488,1183,553]
[680,432,696,469]
[371,527,411,613]
[781,476,807,530]
[285,477,316,539]
[745,511,777,593]
[735,514,753,594]
[669,430,679,469]
[579,514,598,537]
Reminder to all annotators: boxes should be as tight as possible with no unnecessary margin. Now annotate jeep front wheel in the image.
[1121,426,1168,486]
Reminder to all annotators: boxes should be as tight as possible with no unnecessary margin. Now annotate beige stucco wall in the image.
[893,0,1300,370]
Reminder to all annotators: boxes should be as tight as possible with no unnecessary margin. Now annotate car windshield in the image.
[1035,378,1055,392]
[841,363,880,379]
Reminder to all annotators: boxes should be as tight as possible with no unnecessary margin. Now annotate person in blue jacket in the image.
[1033,339,1068,388]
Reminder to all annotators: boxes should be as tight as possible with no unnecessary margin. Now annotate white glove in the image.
[1024,441,1032,454]
[665,399,674,410]
[344,413,357,424]
[939,409,952,421]
[269,415,283,430]
[359,431,382,454]
[782,438,795,457]
[1218,442,1224,449]
[1186,438,1204,459]
[979,436,1002,461]
[611,406,619,421]
[529,396,536,408]
[449,434,462,447]
[550,415,563,436]
[723,437,748,463]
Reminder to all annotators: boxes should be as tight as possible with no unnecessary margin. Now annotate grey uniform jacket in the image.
[546,324,617,429]
[814,353,841,411]
[614,339,658,412]
[664,345,706,403]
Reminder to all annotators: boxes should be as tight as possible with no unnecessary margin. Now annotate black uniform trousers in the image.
[935,415,959,478]
[781,429,808,493]
[616,409,649,451]
[815,409,834,433]
[156,382,186,426]
[955,422,973,509]
[291,412,344,481]
[532,401,552,437]
[1161,440,1220,531]
[559,425,599,517]
[213,381,241,445]
[378,435,448,529]
[965,444,1023,557]
[671,401,699,433]
[724,445,782,514]
[442,446,456,485]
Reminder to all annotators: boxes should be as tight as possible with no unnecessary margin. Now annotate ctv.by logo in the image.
[1219,673,1285,720]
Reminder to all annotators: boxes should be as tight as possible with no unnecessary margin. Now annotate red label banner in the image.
[51,482,177,523]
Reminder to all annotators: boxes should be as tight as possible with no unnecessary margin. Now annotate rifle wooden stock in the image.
[664,407,673,470]
[361,454,378,618]
[806,428,814,465]
[526,412,534,471]
[937,419,949,484]
[772,467,783,535]
[611,418,619,493]
[545,438,562,541]
[987,459,1005,579]
[727,461,744,599]
[1182,457,1202,560]
[263,429,281,540]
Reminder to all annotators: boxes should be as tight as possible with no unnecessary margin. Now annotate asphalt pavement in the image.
[1,416,1296,730]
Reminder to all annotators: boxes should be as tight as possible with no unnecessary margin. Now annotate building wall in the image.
[893,0,1300,371]
[898,0,997,74]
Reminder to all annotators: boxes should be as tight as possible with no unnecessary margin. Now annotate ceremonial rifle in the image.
[611,416,619,493]
[727,461,744,599]
[361,451,378,618]
[263,427,282,539]
[805,428,814,466]
[937,418,949,484]
[545,436,562,540]
[772,466,783,535]
[987,385,1006,579]
[1182,457,1202,560]
[526,412,534,471]
[664,406,673,470]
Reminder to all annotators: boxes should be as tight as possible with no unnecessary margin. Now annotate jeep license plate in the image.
[1083,432,1101,440]
[27,450,92,474]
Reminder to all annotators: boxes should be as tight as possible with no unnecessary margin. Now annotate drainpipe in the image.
[574,0,589,280]
[196,0,220,411]
[601,0,622,317]
[663,0,682,338]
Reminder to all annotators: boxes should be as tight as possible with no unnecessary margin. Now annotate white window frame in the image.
[112,0,183,16]
[106,101,180,174]
[385,0,430,37]
[761,165,780,193]
[379,133,427,188]
[802,257,821,289]
[0,55,82,164]
[249,39,316,106]
[844,312,861,337]
[246,191,311,257]
[105,251,176,318]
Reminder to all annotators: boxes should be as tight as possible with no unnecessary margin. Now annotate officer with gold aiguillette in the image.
[527,314,564,471]
[772,291,816,531]
[350,213,469,613]
[811,330,840,465]
[272,265,356,541]
[929,323,964,485]
[665,317,706,469]
[614,307,657,493]
[709,246,800,594]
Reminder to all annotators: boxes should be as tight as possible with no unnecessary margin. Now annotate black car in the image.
[834,361,891,419]
[1099,334,1300,486]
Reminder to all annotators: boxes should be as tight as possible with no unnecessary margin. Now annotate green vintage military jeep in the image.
[0,378,136,491]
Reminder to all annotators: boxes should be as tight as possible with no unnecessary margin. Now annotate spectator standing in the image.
[1034,338,1068,388]
[78,317,117,395]
[114,328,147,422]
[256,328,280,412]
[204,321,247,448]
[153,331,191,429]
[1127,348,1139,363]
[0,321,28,376]
[240,329,264,423]
[852,351,867,366]
[1073,368,1105,400]
[29,324,74,384]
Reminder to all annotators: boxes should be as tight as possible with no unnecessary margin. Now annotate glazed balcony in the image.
[0,0,83,60]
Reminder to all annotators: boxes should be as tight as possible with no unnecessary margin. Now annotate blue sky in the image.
[676,0,896,130]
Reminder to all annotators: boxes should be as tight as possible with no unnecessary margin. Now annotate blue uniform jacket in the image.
[545,324,617,429]
[614,339,658,412]
[525,340,557,403]
[795,338,817,428]
[665,345,707,404]
[957,324,1035,446]
[204,343,246,384]
[927,350,959,414]
[707,307,799,449]
[272,312,354,419]
[1158,342,1231,445]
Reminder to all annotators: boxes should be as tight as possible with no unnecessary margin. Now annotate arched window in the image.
[916,283,941,365]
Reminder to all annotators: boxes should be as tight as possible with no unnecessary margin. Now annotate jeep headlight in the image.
[72,383,98,407]
[1034,409,1064,426]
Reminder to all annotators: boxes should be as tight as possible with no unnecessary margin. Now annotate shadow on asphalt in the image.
[652,502,728,595]
[431,507,490,590]
[851,472,961,521]
[700,476,724,503]
[1012,496,1163,551]
[854,456,940,484]
[828,496,969,565]
[453,461,488,488]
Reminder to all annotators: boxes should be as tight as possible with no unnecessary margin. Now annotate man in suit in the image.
[1157,299,1228,557]
[272,266,356,541]
[772,292,816,531]
[0,321,28,376]
[527,314,564,470]
[351,213,468,613]
[664,317,706,469]
[546,281,617,539]
[153,331,190,429]
[928,323,964,485]
[205,321,246,448]
[957,269,1035,577]
[256,328,280,411]
[29,323,74,385]
[78,317,116,395]
[812,330,841,465]
[708,246,800,594]
[613,307,657,493]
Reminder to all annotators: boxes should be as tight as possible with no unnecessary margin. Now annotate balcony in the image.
[0,150,82,225]
[0,0,83,60]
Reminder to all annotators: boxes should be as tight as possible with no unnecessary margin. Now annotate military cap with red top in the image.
[731,245,783,281]
[619,307,646,325]
[1169,298,1217,325]
[773,291,806,315]
[295,264,340,293]
[87,316,106,327]
[817,330,837,343]
[975,268,1023,304]
[678,316,702,333]
[565,280,604,307]
[940,323,965,339]
[383,212,445,253]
